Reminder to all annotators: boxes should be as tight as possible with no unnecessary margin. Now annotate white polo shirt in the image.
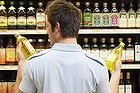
[19,43,110,93]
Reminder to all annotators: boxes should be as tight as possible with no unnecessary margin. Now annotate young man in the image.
[14,0,121,93]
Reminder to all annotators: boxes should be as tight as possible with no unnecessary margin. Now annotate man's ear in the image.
[55,22,61,33]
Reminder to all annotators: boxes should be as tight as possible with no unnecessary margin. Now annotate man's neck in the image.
[58,38,77,44]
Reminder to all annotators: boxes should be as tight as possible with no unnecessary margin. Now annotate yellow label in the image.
[6,48,15,62]
[0,48,5,64]
[8,16,16,26]
[136,15,140,27]
[0,16,7,26]
[17,16,26,26]
[127,15,136,27]
[27,16,36,26]
[119,15,127,28]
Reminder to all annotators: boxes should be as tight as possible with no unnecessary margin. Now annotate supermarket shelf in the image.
[0,29,140,35]
[0,64,140,70]
[79,29,140,34]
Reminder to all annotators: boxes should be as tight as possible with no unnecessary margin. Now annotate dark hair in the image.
[45,0,81,38]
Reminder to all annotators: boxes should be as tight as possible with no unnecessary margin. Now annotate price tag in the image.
[3,66,12,70]
[19,30,27,33]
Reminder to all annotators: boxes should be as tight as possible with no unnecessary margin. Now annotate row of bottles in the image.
[76,1,140,28]
[81,37,140,63]
[0,37,51,65]
[0,1,45,30]
[119,72,133,93]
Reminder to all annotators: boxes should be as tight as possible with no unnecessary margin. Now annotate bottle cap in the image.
[129,2,133,8]
[19,1,24,6]
[94,2,99,7]
[10,1,14,5]
[110,38,114,43]
[76,2,80,6]
[93,38,97,42]
[112,3,116,7]
[127,38,132,42]
[29,1,33,6]
[38,2,43,6]
[85,2,90,6]
[120,42,125,47]
[126,72,130,79]
[0,1,4,5]
[103,2,107,7]
[121,2,125,8]
[84,38,88,43]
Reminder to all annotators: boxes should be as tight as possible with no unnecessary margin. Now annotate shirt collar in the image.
[51,43,83,52]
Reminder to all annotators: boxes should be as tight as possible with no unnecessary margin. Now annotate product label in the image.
[8,82,15,93]
[121,49,125,62]
[17,16,26,26]
[125,85,132,93]
[102,13,110,27]
[92,13,101,27]
[8,16,16,26]
[0,82,7,93]
[36,13,45,27]
[0,16,7,26]
[119,14,127,28]
[136,15,140,27]
[119,85,125,93]
[128,14,136,27]
[36,49,45,53]
[83,13,92,27]
[100,49,109,60]
[27,16,36,26]
[91,49,99,57]
[83,48,90,54]
[126,48,134,62]
[6,48,15,62]
[0,48,5,64]
[111,13,119,26]
[135,45,140,61]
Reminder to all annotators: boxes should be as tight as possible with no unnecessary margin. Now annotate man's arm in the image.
[110,54,122,93]
[14,42,27,93]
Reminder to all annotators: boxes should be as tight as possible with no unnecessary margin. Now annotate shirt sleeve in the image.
[19,63,36,93]
[96,61,111,93]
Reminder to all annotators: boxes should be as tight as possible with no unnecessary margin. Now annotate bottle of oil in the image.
[91,38,99,57]
[8,1,16,29]
[36,2,45,30]
[17,1,26,29]
[83,2,92,27]
[92,2,101,27]
[111,2,119,27]
[36,39,46,53]
[0,1,7,31]
[6,39,16,64]
[0,38,5,64]
[109,38,116,53]
[127,1,136,28]
[105,42,125,71]
[14,33,36,60]
[27,1,36,29]
[136,2,140,28]
[119,1,127,28]
[75,2,82,27]
[82,38,90,54]
[102,2,110,27]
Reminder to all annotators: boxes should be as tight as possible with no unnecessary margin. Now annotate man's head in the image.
[45,0,81,45]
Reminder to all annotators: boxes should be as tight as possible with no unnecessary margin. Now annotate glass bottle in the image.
[125,38,134,63]
[109,38,116,53]
[82,38,90,54]
[6,39,16,64]
[111,2,119,27]
[14,33,36,60]
[134,36,140,63]
[92,2,101,27]
[118,38,126,63]
[75,2,82,27]
[102,2,110,27]
[27,1,36,29]
[119,2,127,28]
[36,2,46,30]
[125,72,132,93]
[105,42,125,71]
[119,72,125,93]
[127,1,136,28]
[8,1,17,29]
[0,74,7,93]
[83,2,92,27]
[136,2,140,28]
[17,1,26,29]
[100,38,109,60]
[0,38,5,64]
[91,38,99,57]
[36,39,46,53]
[0,1,7,31]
